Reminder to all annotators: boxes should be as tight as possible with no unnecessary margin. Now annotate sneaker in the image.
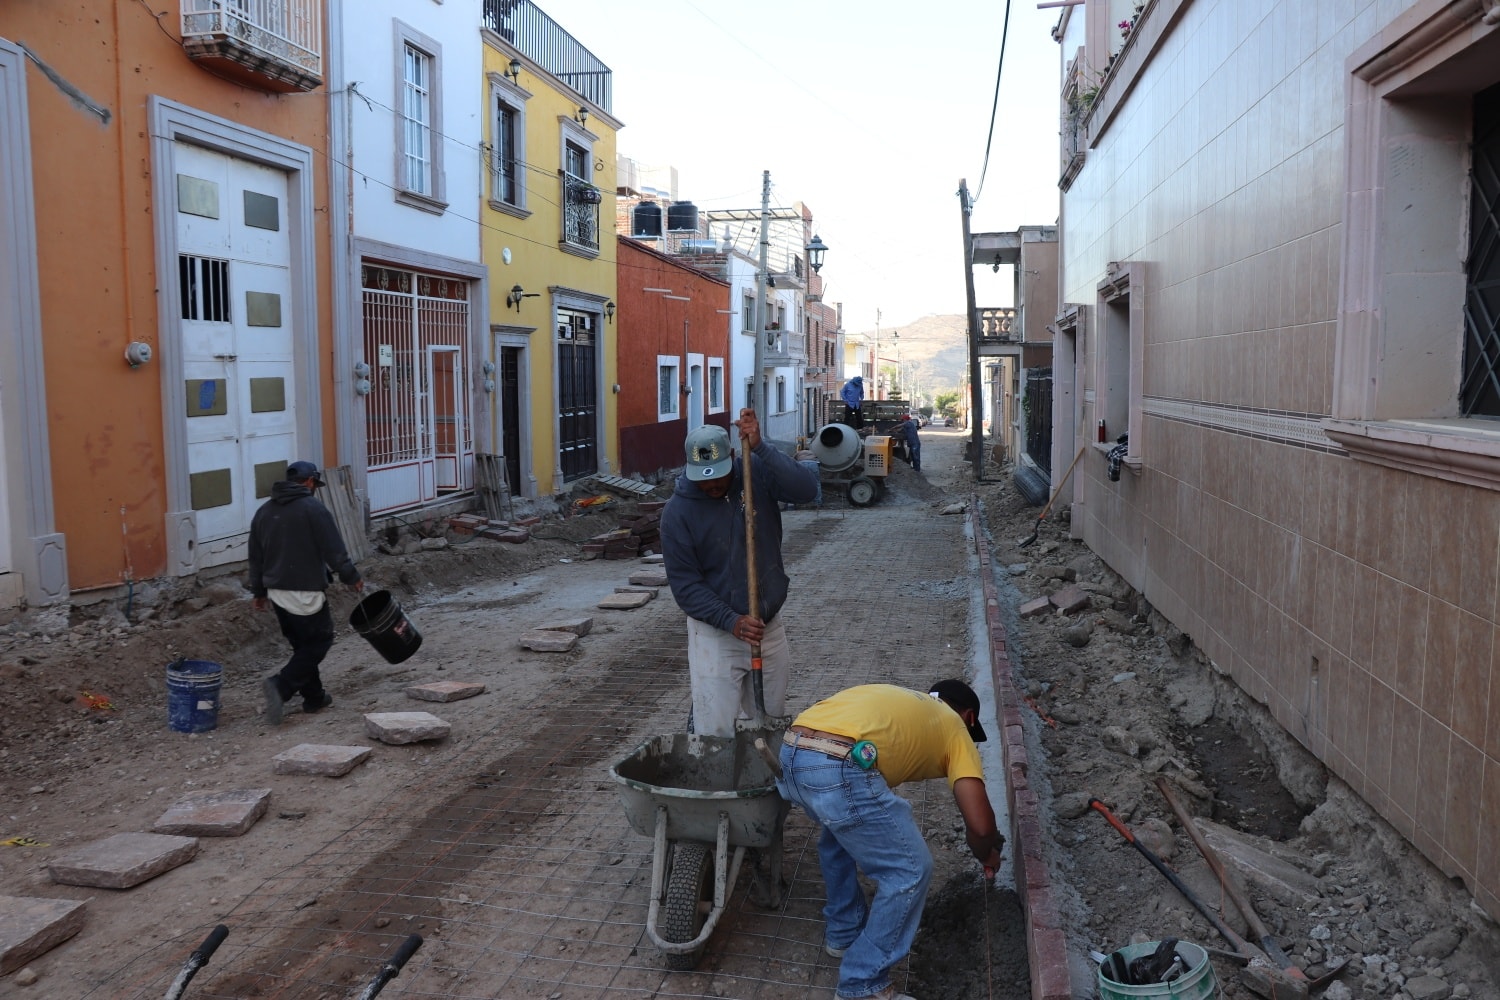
[825,940,848,958]
[262,677,286,725]
[302,693,333,714]
[836,987,914,1000]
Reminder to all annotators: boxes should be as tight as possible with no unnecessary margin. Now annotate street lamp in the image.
[806,234,828,274]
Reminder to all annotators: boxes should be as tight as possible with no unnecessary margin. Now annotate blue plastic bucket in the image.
[166,659,222,733]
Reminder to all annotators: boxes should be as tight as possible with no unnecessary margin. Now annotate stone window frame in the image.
[393,20,447,214]
[1325,0,1500,490]
[486,70,530,218]
[1095,262,1145,471]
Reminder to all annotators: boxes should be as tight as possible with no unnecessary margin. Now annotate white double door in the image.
[175,142,298,562]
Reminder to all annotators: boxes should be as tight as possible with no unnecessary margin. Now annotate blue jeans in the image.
[777,742,933,998]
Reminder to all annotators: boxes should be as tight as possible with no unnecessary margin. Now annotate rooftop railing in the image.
[482,0,612,113]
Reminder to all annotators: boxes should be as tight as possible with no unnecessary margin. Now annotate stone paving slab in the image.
[519,628,579,651]
[614,585,658,595]
[272,743,371,776]
[597,590,653,610]
[627,569,668,587]
[535,616,594,635]
[365,711,450,744]
[152,788,271,837]
[405,680,487,703]
[0,895,87,974]
[47,833,198,889]
[639,552,664,563]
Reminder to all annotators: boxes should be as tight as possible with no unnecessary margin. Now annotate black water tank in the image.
[632,202,662,237]
[666,201,699,232]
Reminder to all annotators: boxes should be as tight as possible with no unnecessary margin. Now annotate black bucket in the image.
[349,590,423,664]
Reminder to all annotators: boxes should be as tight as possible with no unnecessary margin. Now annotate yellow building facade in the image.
[480,12,618,500]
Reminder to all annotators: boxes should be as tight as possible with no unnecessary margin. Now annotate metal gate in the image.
[500,345,522,495]
[557,308,597,482]
[1024,367,1053,473]
[362,265,472,513]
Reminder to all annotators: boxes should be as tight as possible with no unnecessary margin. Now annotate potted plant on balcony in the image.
[573,182,603,205]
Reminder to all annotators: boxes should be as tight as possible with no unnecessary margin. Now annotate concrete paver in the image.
[46,832,198,889]
[519,628,581,650]
[271,743,370,776]
[152,788,271,837]
[363,711,450,744]
[405,680,487,702]
[0,895,87,974]
[597,590,654,609]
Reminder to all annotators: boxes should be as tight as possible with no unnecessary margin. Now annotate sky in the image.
[548,0,1066,334]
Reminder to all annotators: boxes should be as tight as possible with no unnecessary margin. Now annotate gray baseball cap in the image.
[684,425,732,482]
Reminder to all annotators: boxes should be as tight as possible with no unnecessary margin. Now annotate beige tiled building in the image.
[1055,0,1500,915]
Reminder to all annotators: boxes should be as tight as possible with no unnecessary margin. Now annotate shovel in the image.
[1155,778,1350,993]
[1018,446,1086,547]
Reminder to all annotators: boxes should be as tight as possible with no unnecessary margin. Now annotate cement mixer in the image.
[808,421,893,506]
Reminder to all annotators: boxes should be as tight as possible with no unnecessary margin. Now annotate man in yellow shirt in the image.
[776,680,1004,1000]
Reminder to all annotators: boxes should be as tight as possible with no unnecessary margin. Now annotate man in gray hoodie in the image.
[660,409,819,736]
[248,461,363,724]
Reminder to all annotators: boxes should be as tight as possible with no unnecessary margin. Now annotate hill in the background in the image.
[847,314,969,395]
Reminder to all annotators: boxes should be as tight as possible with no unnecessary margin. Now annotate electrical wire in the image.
[971,0,1014,202]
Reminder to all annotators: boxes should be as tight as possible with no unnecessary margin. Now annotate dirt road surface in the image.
[4,424,1497,999]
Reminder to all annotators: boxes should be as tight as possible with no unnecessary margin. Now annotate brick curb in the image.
[971,497,1075,1000]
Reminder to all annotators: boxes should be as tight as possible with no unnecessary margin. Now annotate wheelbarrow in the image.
[610,728,787,970]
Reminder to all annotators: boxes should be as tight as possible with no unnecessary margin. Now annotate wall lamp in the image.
[806,234,829,273]
[605,300,615,323]
[504,57,522,84]
[506,284,538,311]
[575,105,589,127]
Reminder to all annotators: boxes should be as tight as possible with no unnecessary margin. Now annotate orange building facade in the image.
[0,2,335,604]
[615,237,732,479]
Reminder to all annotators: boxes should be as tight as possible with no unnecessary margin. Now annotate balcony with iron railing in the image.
[561,172,601,255]
[180,0,323,92]
[763,327,807,364]
[482,0,612,113]
[976,307,1019,348]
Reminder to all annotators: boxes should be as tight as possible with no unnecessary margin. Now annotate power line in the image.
[972,0,1014,202]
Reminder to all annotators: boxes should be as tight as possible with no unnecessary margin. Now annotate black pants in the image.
[272,602,334,701]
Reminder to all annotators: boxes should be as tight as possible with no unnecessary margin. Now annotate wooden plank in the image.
[321,465,370,563]
[473,453,514,522]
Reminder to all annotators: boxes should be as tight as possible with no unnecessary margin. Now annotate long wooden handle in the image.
[742,430,765,718]
[1037,446,1087,522]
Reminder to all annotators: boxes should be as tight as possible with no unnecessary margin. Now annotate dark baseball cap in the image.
[930,679,988,743]
[286,460,325,486]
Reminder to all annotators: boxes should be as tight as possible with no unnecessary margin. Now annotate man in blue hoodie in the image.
[248,460,363,724]
[660,409,820,736]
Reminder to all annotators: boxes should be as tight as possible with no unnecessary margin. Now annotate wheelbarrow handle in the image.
[161,925,230,1000]
[354,934,423,1000]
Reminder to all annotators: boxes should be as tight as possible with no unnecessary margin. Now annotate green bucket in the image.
[1097,941,1218,999]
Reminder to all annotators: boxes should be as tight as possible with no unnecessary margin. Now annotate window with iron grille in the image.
[494,101,519,204]
[658,358,679,420]
[179,255,231,322]
[1463,80,1500,418]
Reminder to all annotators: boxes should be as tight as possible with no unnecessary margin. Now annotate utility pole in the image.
[751,170,772,417]
[959,179,984,481]
[873,308,881,400]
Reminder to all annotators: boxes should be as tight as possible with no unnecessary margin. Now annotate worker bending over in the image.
[776,680,1004,1000]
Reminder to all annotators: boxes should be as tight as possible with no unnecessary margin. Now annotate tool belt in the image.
[783,728,855,760]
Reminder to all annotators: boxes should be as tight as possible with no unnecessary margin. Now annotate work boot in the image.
[302,693,334,714]
[262,677,287,725]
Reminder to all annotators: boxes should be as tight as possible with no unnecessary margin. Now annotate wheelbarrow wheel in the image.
[660,841,714,970]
